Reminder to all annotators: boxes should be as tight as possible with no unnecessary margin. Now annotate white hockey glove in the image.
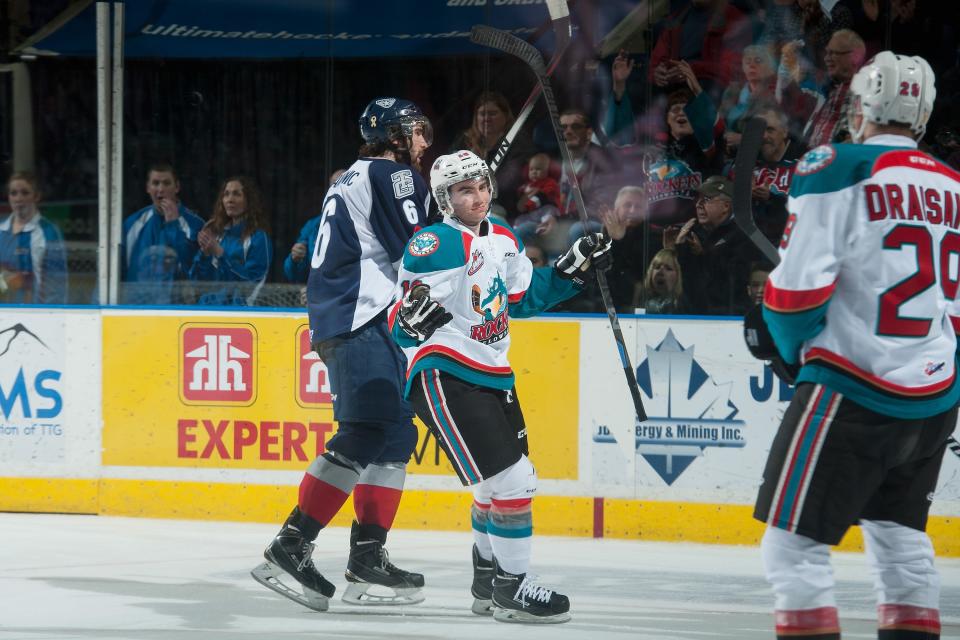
[554,232,613,285]
[398,284,453,342]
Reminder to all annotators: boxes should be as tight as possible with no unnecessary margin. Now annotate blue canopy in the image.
[21,0,557,59]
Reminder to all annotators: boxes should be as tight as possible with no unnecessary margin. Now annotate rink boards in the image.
[1,306,958,555]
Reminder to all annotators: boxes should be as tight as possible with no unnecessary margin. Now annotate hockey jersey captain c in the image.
[763,135,960,418]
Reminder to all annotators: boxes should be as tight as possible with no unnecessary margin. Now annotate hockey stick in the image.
[732,117,781,265]
[732,120,960,459]
[471,24,648,423]
[474,0,572,174]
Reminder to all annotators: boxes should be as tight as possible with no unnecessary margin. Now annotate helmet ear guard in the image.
[429,150,497,216]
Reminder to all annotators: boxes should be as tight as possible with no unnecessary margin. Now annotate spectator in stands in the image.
[536,109,619,255]
[641,249,688,315]
[637,62,726,228]
[725,105,805,243]
[121,162,204,304]
[190,176,272,306]
[794,0,855,69]
[284,168,346,284]
[780,28,866,147]
[720,45,778,153]
[0,172,67,304]
[512,153,561,248]
[451,91,535,215]
[666,175,759,314]
[648,0,751,95]
[602,185,654,312]
[758,0,803,58]
[746,261,773,306]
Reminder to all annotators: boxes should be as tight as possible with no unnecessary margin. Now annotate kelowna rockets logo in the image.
[595,330,746,485]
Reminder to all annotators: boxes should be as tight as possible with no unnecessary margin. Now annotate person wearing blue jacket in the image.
[121,163,204,304]
[190,176,272,306]
[0,172,67,304]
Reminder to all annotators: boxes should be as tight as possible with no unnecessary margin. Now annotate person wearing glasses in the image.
[664,175,760,315]
[779,29,867,147]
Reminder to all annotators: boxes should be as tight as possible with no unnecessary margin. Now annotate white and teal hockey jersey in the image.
[390,216,580,396]
[764,134,960,418]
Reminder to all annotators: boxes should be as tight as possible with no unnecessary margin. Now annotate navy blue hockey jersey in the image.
[306,157,431,342]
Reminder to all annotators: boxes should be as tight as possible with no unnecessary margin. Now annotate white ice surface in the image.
[0,513,957,639]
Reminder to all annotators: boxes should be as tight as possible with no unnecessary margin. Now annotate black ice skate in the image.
[342,521,425,606]
[251,509,335,612]
[470,545,495,616]
[491,562,570,624]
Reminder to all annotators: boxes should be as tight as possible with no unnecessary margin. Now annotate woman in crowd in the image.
[640,248,687,315]
[451,91,535,215]
[0,172,68,304]
[720,45,778,152]
[190,176,272,306]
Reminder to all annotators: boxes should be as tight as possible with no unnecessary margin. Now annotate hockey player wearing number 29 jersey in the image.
[749,53,957,640]
[391,150,612,624]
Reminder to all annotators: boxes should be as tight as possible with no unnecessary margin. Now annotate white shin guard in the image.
[861,519,940,610]
[761,526,837,612]
[473,455,537,576]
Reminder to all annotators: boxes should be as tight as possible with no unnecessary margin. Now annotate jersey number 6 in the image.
[878,224,960,337]
[312,196,341,269]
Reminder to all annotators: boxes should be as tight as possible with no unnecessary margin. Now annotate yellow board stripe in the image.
[1,478,956,557]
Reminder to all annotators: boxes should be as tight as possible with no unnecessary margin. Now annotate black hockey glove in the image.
[398,284,453,342]
[743,304,800,385]
[555,232,613,286]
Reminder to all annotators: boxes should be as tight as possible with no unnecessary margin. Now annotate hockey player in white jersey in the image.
[252,98,433,611]
[390,150,612,624]
[745,52,958,640]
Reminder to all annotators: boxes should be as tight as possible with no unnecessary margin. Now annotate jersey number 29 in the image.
[878,223,960,337]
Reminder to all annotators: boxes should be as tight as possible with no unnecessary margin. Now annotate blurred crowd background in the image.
[3,0,959,314]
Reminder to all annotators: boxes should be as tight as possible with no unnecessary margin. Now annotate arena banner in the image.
[100,310,580,481]
[0,307,102,512]
[580,316,960,517]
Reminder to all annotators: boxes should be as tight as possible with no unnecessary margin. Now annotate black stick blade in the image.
[470,25,547,75]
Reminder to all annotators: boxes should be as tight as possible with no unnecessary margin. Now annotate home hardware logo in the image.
[180,324,256,406]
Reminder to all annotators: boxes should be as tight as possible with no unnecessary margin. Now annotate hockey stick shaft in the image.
[472,25,648,423]
[733,117,781,266]
[472,5,571,174]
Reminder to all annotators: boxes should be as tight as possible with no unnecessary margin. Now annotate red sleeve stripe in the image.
[508,291,525,303]
[804,347,956,396]
[872,150,960,182]
[462,232,473,264]
[764,280,836,312]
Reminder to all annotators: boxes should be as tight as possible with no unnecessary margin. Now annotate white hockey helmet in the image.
[848,50,936,142]
[429,150,497,216]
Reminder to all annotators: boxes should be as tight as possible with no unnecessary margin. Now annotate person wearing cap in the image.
[665,175,761,314]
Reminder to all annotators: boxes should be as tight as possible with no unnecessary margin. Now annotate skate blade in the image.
[341,580,425,606]
[471,598,494,616]
[493,607,571,624]
[251,561,330,612]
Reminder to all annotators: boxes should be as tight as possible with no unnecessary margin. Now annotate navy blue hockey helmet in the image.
[359,98,433,146]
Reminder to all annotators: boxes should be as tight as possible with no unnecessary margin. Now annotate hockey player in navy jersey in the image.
[744,52,957,640]
[252,98,433,611]
[390,150,612,623]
